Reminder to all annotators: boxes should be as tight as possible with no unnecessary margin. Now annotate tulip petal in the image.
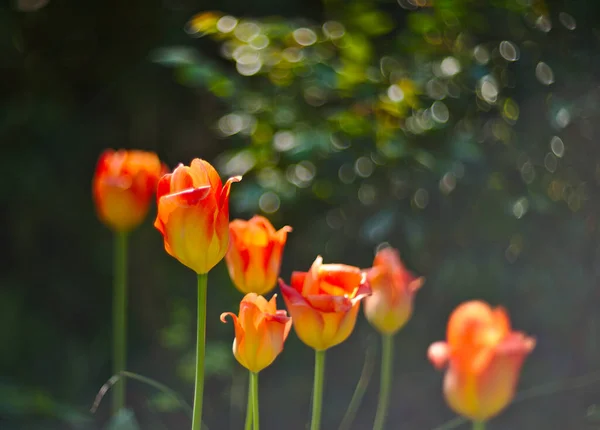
[156,173,173,202]
[305,294,352,313]
[219,175,242,209]
[290,271,307,292]
[280,279,326,350]
[191,158,223,190]
[428,341,450,369]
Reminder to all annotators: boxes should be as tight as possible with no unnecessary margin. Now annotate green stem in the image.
[338,337,377,430]
[245,373,252,430]
[192,273,208,430]
[250,372,259,430]
[112,231,128,415]
[472,421,485,430]
[373,334,394,430]
[310,350,326,430]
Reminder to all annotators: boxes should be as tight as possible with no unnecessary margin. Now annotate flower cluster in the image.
[93,150,535,429]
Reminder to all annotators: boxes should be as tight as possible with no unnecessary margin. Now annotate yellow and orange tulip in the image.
[427,301,535,422]
[363,247,424,335]
[92,149,167,232]
[279,256,371,351]
[226,216,292,295]
[154,158,241,274]
[221,293,292,373]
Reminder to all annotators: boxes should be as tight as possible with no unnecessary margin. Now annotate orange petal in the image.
[305,294,352,313]
[219,175,242,209]
[290,272,307,292]
[191,158,223,190]
[156,173,172,202]
[318,264,363,290]
[220,312,238,324]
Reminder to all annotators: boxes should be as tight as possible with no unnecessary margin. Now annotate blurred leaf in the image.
[350,9,394,36]
[408,13,437,34]
[105,408,140,430]
[149,392,181,413]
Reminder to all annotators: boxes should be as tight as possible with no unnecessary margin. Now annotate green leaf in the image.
[352,10,394,36]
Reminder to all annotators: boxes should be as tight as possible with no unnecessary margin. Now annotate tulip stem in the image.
[311,350,326,430]
[112,231,128,415]
[250,372,259,430]
[472,421,485,430]
[245,374,252,430]
[373,334,394,430]
[192,273,208,430]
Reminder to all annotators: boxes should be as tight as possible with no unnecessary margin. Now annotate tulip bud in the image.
[363,247,424,334]
[226,216,292,295]
[221,293,292,373]
[279,256,371,351]
[427,301,535,422]
[92,149,167,232]
[154,159,241,274]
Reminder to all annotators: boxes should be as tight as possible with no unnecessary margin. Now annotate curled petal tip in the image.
[411,277,425,293]
[220,312,237,323]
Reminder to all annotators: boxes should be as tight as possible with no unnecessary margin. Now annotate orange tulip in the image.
[226,216,292,295]
[279,256,371,351]
[363,247,424,335]
[427,301,535,422]
[221,293,292,373]
[154,159,241,274]
[92,149,167,232]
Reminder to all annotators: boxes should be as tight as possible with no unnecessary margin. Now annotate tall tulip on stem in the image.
[363,247,424,430]
[93,149,166,415]
[225,215,291,427]
[221,293,292,430]
[279,256,371,430]
[154,159,240,430]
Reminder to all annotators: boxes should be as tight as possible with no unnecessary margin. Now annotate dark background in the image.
[2,0,600,429]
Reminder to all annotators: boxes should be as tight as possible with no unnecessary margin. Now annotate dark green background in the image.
[2,0,600,429]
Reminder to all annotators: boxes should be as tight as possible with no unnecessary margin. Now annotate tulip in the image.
[279,256,371,351]
[427,301,535,426]
[364,247,424,335]
[221,293,292,430]
[363,247,424,430]
[221,293,292,372]
[154,158,240,430]
[93,149,167,232]
[226,216,292,295]
[154,158,241,275]
[92,149,166,415]
[279,256,371,430]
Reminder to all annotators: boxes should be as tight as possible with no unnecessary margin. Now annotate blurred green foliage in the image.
[3,0,600,429]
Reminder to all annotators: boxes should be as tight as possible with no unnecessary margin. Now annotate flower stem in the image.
[112,231,128,415]
[472,421,485,430]
[373,334,394,430]
[192,273,208,430]
[245,374,252,430]
[311,350,326,430]
[250,372,259,430]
